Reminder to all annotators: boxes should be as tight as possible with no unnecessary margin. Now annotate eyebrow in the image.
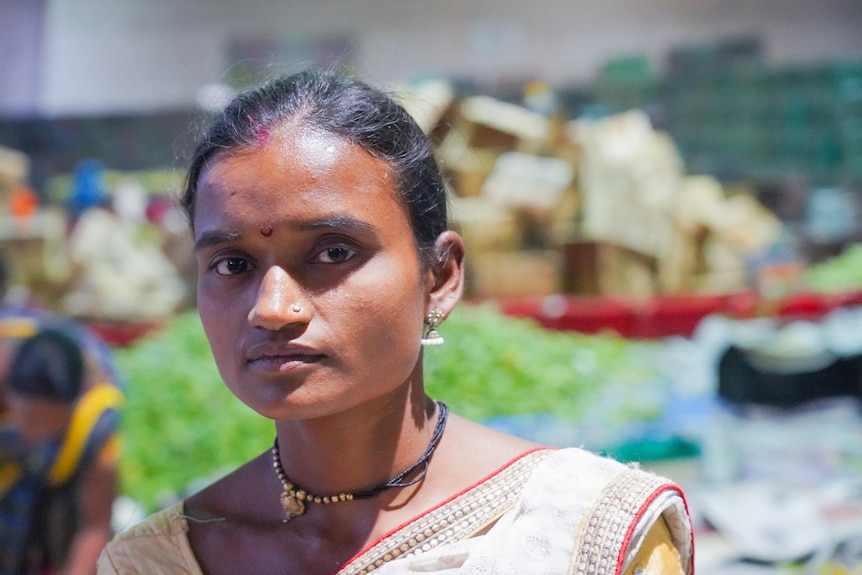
[194,230,244,251]
[298,215,377,233]
[193,215,378,251]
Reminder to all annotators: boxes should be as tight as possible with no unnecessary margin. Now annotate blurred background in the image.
[2,1,862,573]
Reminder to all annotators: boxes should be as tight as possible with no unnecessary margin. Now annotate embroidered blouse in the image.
[98,448,693,575]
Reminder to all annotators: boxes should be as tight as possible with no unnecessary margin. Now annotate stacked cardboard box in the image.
[399,84,783,300]
[405,89,580,298]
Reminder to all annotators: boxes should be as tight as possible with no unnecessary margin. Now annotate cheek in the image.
[336,300,423,387]
[196,287,220,336]
[197,272,250,334]
[334,264,425,352]
[197,296,241,372]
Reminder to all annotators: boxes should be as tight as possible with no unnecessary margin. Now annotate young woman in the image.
[98,70,693,575]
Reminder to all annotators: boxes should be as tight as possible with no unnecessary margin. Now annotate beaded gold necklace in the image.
[272,401,449,522]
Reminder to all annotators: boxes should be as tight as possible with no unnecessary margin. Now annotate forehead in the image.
[194,125,409,230]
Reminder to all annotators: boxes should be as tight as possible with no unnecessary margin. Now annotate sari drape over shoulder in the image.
[98,448,693,575]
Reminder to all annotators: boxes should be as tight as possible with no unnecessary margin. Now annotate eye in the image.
[213,257,254,276]
[313,245,357,264]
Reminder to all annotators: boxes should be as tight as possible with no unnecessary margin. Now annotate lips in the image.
[245,342,325,370]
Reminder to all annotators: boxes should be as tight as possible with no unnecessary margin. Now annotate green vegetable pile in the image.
[805,243,862,293]
[424,304,659,423]
[116,303,658,511]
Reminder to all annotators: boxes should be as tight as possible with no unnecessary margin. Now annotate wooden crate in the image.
[466,249,563,299]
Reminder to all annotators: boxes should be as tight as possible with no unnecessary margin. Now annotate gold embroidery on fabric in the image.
[568,468,669,575]
[338,450,552,575]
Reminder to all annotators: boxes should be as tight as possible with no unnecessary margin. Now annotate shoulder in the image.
[518,447,694,574]
[112,502,189,541]
[184,450,272,522]
[625,515,689,575]
[98,503,202,574]
[439,414,541,473]
[50,383,123,486]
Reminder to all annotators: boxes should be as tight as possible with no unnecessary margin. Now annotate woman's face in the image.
[193,123,432,420]
[6,393,72,447]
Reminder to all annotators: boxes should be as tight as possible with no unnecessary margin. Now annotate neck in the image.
[273,389,439,497]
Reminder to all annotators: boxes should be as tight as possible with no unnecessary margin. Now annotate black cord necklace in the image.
[272,401,449,523]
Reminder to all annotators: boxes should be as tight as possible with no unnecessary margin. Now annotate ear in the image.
[424,231,465,318]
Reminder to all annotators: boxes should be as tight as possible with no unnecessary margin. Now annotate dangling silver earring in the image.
[420,309,445,346]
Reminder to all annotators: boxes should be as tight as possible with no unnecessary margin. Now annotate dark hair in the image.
[9,328,84,402]
[182,69,449,264]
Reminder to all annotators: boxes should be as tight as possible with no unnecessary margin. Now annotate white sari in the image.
[341,448,692,575]
[98,448,693,575]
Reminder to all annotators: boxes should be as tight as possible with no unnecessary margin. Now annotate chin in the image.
[228,380,323,422]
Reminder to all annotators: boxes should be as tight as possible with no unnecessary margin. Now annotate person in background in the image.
[0,257,124,575]
[98,69,693,574]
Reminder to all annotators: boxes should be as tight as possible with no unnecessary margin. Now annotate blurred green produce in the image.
[116,304,658,511]
[424,304,659,424]
[805,243,862,293]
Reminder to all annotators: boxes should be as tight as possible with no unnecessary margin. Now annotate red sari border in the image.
[338,446,556,573]
[615,483,694,575]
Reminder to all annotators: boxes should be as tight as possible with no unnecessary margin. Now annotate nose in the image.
[248,266,307,331]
